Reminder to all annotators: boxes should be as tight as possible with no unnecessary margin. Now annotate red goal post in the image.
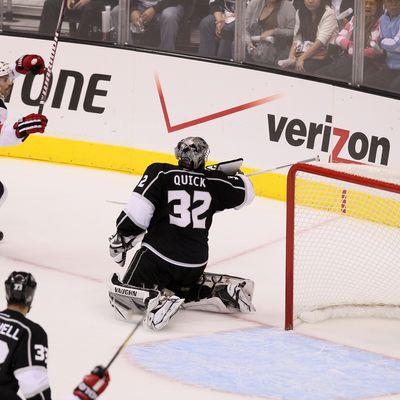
[285,163,400,330]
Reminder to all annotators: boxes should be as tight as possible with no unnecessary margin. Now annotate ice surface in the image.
[0,157,399,400]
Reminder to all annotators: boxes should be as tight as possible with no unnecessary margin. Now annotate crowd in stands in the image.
[6,0,400,94]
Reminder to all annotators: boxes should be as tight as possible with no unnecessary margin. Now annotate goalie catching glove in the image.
[109,232,136,267]
[15,54,46,75]
[73,365,110,400]
[14,113,48,139]
[206,158,243,175]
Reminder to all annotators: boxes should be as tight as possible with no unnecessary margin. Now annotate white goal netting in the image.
[286,163,400,328]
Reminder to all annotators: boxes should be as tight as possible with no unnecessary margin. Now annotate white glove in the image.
[108,233,135,267]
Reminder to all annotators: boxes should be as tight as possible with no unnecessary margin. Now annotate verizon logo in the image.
[267,114,390,166]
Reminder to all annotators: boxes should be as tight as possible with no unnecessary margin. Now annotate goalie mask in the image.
[174,137,210,170]
[5,271,37,309]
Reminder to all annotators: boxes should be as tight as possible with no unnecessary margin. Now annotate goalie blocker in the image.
[109,272,255,330]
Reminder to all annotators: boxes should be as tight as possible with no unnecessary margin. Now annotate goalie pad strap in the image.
[182,297,233,313]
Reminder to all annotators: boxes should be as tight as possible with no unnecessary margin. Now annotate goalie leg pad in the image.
[215,282,256,312]
[108,273,160,319]
[182,297,233,313]
[144,295,185,330]
[191,272,255,313]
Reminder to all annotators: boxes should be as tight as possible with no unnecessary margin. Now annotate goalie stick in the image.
[106,156,320,205]
[38,0,68,115]
[246,156,320,177]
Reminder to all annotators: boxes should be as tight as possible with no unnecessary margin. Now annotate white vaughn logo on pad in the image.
[113,286,138,297]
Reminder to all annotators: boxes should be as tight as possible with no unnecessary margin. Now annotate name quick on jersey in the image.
[174,175,206,188]
[0,322,20,340]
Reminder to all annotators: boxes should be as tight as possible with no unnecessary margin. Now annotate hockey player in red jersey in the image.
[0,271,110,400]
[0,54,49,240]
[108,136,256,330]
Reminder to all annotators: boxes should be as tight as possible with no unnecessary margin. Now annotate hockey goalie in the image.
[108,137,256,330]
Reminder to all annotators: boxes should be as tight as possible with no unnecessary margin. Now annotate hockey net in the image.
[285,162,400,330]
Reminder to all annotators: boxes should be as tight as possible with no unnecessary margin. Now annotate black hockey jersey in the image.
[0,309,51,400]
[116,163,254,267]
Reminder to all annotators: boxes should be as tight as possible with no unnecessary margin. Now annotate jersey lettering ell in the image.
[117,163,253,267]
[0,309,51,400]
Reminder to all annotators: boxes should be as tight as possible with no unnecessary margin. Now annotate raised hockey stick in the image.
[246,156,320,177]
[38,0,68,115]
[104,315,145,371]
[106,156,320,205]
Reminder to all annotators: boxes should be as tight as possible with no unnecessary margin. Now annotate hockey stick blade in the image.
[246,156,320,177]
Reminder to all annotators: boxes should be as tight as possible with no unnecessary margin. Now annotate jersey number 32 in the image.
[168,190,211,229]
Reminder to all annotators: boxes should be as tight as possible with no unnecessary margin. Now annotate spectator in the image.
[293,0,353,21]
[245,0,296,66]
[39,0,117,40]
[315,0,384,80]
[198,0,239,60]
[278,0,338,73]
[110,0,185,51]
[364,0,400,92]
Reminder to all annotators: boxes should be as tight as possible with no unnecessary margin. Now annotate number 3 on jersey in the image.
[168,190,211,229]
[34,344,48,363]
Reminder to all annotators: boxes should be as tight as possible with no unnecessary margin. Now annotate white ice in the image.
[0,157,400,400]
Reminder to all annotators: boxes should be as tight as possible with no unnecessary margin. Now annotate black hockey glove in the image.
[109,232,135,267]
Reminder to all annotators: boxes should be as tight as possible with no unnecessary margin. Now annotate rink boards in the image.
[0,35,399,202]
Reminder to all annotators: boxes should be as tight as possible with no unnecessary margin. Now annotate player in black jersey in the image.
[0,271,110,400]
[0,55,49,241]
[109,136,256,330]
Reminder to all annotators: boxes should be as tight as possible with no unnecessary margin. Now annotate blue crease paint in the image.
[127,327,400,400]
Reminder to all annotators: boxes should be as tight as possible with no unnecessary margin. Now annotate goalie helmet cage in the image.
[285,163,400,330]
